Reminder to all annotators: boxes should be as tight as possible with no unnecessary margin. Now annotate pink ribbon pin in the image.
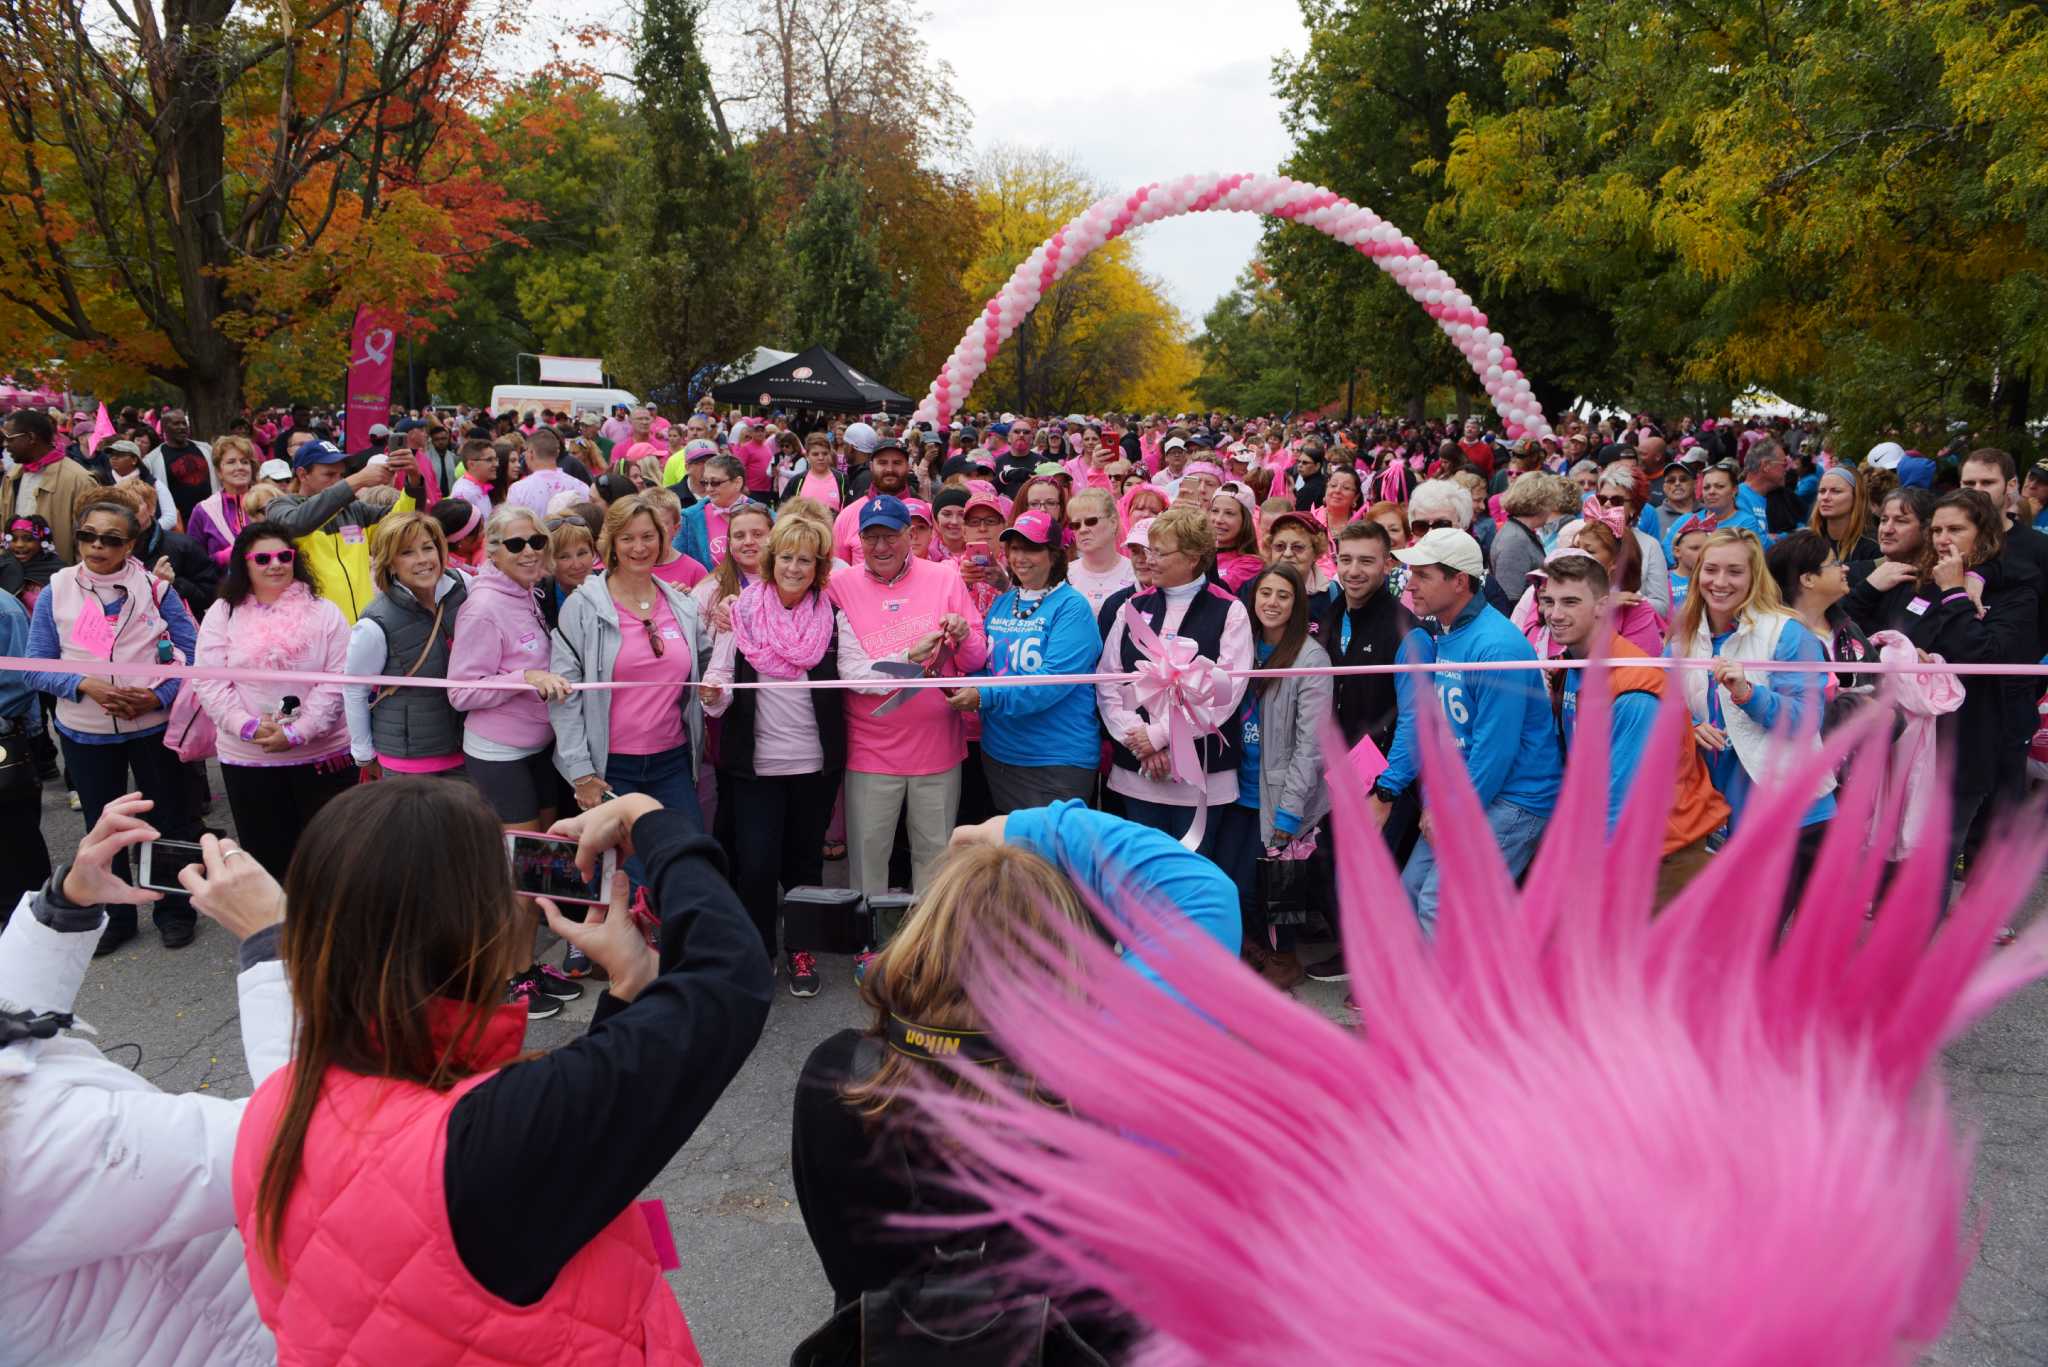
[1122,605,1229,850]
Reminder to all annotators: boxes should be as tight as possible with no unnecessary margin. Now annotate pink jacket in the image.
[446,563,555,751]
[193,584,351,764]
[233,1007,698,1366]
[187,490,247,566]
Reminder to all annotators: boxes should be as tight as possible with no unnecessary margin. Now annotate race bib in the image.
[341,524,365,544]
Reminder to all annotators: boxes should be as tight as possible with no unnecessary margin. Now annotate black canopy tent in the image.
[709,345,916,415]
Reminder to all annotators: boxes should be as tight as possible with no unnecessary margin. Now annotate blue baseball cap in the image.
[292,439,347,469]
[858,494,911,533]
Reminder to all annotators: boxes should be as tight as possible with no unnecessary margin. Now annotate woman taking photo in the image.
[792,801,1235,1353]
[1209,486,1264,590]
[344,510,469,783]
[448,506,573,835]
[1096,506,1252,854]
[19,492,204,953]
[1063,487,1134,612]
[948,510,1104,813]
[699,514,844,996]
[192,522,355,877]
[1667,529,1835,885]
[552,494,708,829]
[220,780,770,1364]
[187,435,260,567]
[1212,562,1330,991]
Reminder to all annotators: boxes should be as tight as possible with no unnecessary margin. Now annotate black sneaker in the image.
[519,962,583,1001]
[157,920,197,950]
[788,951,819,998]
[510,977,560,1020]
[561,944,598,979]
[1304,952,1348,982]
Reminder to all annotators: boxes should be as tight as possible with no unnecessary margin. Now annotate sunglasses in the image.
[245,548,297,566]
[73,529,133,549]
[634,612,665,658]
[1409,518,1456,535]
[1074,516,1107,529]
[1595,493,1630,508]
[495,535,548,554]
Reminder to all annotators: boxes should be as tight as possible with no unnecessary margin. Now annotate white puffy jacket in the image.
[0,883,290,1367]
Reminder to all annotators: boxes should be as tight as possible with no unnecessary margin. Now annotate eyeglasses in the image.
[245,548,297,566]
[494,535,548,554]
[73,529,133,549]
[1595,493,1630,508]
[1409,518,1455,535]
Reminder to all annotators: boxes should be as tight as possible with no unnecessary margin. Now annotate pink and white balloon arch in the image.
[916,171,1550,440]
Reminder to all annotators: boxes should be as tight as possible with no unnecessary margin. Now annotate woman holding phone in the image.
[203,779,771,1364]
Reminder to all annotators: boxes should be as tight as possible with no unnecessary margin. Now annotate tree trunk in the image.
[182,352,247,436]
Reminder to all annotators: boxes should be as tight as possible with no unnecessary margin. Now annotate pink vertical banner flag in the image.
[345,308,398,454]
[89,402,116,454]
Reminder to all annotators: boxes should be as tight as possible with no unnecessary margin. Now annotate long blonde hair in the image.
[841,844,1092,1120]
[1672,529,1787,645]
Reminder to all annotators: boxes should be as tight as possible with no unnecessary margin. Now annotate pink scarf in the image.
[731,578,832,679]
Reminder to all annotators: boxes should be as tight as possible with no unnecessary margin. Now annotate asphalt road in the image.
[21,766,2048,1365]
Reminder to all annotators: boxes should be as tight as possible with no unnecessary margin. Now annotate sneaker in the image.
[157,919,196,950]
[1304,952,1348,983]
[511,978,560,1020]
[1261,951,1306,992]
[788,951,819,998]
[67,790,81,811]
[852,950,877,985]
[561,944,597,979]
[521,962,583,1001]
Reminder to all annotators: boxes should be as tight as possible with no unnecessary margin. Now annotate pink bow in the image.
[1123,604,1229,850]
[1579,494,1628,539]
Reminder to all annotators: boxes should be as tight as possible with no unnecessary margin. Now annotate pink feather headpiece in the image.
[923,678,2048,1366]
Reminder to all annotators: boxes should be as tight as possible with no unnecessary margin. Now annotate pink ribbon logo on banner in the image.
[1121,605,1228,851]
[345,309,398,455]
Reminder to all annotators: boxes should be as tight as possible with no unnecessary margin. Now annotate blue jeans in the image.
[605,743,702,885]
[1401,797,1548,935]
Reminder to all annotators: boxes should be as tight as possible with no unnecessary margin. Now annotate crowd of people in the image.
[3,392,2047,1362]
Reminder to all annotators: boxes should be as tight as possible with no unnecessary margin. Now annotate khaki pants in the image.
[1654,834,1715,910]
[845,766,962,896]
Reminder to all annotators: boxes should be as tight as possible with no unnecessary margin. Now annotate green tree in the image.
[783,167,915,376]
[611,0,783,400]
[1192,264,1322,415]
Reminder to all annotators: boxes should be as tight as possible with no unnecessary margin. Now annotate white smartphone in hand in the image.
[136,839,208,893]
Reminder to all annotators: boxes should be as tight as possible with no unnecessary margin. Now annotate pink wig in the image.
[924,675,2048,1366]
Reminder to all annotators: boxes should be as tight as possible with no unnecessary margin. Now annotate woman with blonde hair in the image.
[699,513,843,995]
[1808,465,1878,563]
[1063,486,1134,612]
[343,509,469,784]
[790,801,1235,1348]
[1667,529,1834,891]
[187,434,261,566]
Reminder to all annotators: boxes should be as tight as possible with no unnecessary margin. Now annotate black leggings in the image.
[716,768,840,961]
[62,732,202,933]
[221,754,359,879]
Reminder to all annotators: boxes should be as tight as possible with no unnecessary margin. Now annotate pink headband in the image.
[450,503,482,543]
[1182,460,1227,482]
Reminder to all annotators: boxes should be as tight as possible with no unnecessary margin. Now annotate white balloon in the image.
[1485,348,1502,365]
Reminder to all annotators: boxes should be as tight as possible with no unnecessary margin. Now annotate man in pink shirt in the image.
[504,427,587,517]
[729,420,775,498]
[830,435,914,564]
[830,494,988,895]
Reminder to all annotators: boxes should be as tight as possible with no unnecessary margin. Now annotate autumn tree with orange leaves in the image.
[0,0,532,429]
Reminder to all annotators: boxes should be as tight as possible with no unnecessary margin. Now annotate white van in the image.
[487,384,639,421]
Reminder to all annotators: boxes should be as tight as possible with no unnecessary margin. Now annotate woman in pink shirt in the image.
[1210,485,1265,591]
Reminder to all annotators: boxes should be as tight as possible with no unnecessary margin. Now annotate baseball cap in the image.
[1163,437,1187,453]
[1125,516,1156,550]
[872,433,909,457]
[683,438,718,464]
[257,458,292,482]
[1392,527,1486,579]
[901,497,934,526]
[368,423,391,438]
[1002,510,1060,546]
[941,454,989,479]
[1865,441,1906,470]
[1182,460,1227,483]
[104,439,140,458]
[962,492,1007,522]
[292,439,347,469]
[843,421,879,455]
[858,494,911,533]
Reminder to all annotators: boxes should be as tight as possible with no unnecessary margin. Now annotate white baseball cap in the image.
[1865,441,1906,470]
[1393,527,1487,579]
[843,421,879,455]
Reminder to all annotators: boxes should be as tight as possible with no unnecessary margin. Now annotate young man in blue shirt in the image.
[1372,528,1561,933]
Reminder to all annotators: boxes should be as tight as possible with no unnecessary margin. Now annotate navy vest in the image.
[1112,583,1241,775]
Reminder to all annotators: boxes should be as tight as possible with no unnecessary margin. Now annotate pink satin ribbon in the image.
[1120,606,1231,851]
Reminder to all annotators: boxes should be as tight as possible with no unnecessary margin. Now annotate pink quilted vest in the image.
[232,1003,700,1366]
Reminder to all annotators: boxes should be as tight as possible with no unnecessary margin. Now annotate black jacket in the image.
[2002,523,2048,698]
[1319,584,1420,754]
[1292,472,1326,511]
[140,523,220,617]
[444,806,771,1303]
[714,622,846,775]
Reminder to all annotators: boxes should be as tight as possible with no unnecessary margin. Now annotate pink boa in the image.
[221,582,328,670]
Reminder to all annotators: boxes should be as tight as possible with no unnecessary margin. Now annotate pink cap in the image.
[963,492,1007,521]
[1002,509,1060,546]
[902,497,933,525]
[1125,516,1156,549]
[1182,460,1227,482]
